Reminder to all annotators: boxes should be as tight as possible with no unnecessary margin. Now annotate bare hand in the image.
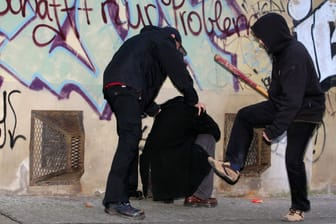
[262,131,272,143]
[154,109,161,117]
[194,102,206,116]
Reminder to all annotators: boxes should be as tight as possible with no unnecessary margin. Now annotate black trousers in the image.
[226,100,316,211]
[128,153,140,194]
[102,86,142,205]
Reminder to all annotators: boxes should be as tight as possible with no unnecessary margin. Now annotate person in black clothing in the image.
[140,96,220,207]
[102,25,205,220]
[208,13,325,222]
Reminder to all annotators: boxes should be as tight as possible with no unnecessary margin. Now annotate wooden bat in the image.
[214,54,269,98]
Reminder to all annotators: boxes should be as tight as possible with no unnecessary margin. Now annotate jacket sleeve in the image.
[264,62,306,139]
[144,101,160,117]
[155,39,199,106]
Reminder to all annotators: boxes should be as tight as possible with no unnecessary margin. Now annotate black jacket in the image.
[103,26,198,116]
[140,96,220,201]
[251,13,325,139]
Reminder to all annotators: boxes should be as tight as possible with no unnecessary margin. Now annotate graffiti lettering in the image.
[2,0,257,46]
[241,0,286,15]
[101,0,155,29]
[0,0,92,47]
[0,90,26,149]
[0,0,32,17]
[78,0,93,25]
[32,0,92,47]
[0,0,92,22]
[261,76,271,89]
[101,0,253,40]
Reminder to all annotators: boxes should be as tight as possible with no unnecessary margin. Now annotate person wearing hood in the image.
[208,13,325,222]
[102,25,205,220]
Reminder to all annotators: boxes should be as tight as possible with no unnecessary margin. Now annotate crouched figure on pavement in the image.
[140,96,221,207]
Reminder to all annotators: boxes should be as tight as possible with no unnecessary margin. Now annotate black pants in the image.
[128,153,140,195]
[102,86,142,206]
[226,100,316,211]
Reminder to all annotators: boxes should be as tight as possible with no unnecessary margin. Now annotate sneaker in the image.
[104,202,145,220]
[208,157,240,185]
[129,190,144,200]
[282,208,304,222]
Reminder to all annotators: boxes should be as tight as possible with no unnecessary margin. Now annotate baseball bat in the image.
[214,54,269,98]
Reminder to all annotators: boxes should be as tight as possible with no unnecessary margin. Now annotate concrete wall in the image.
[0,0,335,196]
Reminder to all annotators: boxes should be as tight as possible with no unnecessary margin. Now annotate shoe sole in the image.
[184,203,217,208]
[213,169,240,185]
[282,209,304,222]
[104,208,145,220]
[281,218,304,222]
[208,157,239,185]
[129,196,144,200]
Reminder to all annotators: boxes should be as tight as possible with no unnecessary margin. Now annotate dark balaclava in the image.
[251,13,292,54]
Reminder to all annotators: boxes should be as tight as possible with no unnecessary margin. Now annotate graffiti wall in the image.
[0,0,335,195]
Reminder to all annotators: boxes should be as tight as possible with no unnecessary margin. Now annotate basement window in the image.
[223,113,271,176]
[29,110,85,186]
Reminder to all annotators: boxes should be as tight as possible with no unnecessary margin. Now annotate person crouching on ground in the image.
[140,96,221,207]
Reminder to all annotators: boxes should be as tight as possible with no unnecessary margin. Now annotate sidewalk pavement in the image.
[0,193,335,224]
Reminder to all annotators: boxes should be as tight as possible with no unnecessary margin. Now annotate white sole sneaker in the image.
[282,209,304,222]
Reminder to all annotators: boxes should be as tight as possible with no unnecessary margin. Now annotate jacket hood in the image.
[140,25,161,33]
[251,13,292,53]
[140,25,187,56]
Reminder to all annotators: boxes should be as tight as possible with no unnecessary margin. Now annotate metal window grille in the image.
[29,110,85,185]
[223,113,271,176]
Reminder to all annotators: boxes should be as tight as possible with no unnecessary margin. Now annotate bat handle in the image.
[256,86,269,98]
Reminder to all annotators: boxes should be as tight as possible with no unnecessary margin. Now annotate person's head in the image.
[140,25,161,33]
[161,26,187,56]
[251,13,292,53]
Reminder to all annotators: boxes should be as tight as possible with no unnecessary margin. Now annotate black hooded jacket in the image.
[251,13,325,139]
[103,26,198,116]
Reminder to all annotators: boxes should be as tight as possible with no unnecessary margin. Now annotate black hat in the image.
[162,26,187,56]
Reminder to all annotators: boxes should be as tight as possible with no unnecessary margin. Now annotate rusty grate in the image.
[29,110,85,186]
[223,113,271,176]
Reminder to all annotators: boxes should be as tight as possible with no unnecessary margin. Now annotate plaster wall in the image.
[0,0,335,197]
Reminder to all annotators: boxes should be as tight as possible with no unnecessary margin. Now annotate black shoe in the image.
[162,199,174,204]
[104,202,145,220]
[129,190,144,200]
[184,195,218,208]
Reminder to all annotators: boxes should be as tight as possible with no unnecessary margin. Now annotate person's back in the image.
[103,30,160,91]
[103,26,199,113]
[141,96,220,203]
